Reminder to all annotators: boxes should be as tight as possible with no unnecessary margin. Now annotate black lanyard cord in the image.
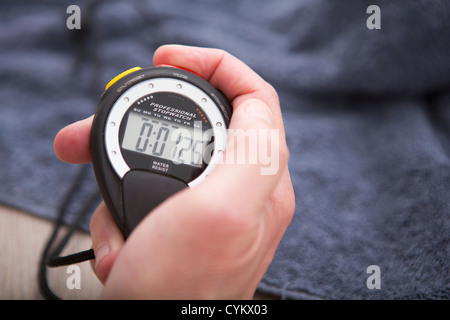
[38,165,100,300]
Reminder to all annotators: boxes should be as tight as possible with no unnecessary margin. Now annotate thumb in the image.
[200,98,287,215]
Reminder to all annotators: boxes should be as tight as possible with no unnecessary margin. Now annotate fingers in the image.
[89,202,125,284]
[130,98,288,249]
[217,98,287,205]
[153,44,291,225]
[53,116,93,164]
[153,45,263,100]
[153,45,284,134]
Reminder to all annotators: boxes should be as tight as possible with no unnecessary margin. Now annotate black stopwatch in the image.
[91,66,232,237]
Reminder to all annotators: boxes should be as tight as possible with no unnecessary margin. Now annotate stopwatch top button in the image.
[156,64,202,78]
[105,67,142,91]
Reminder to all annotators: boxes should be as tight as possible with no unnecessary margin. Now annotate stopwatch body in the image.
[91,66,231,237]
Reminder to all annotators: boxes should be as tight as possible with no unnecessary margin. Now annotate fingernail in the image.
[94,243,110,269]
[244,99,273,126]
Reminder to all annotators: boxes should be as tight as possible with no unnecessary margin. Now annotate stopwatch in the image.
[91,66,232,237]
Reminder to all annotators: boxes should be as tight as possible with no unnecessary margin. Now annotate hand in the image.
[54,45,295,299]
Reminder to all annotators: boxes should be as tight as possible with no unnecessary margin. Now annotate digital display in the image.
[121,111,210,167]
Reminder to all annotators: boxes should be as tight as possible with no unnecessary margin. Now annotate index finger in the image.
[153,45,284,133]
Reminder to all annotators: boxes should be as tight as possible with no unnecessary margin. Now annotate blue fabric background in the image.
[0,0,449,299]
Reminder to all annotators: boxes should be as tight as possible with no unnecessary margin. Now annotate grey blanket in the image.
[1,0,448,299]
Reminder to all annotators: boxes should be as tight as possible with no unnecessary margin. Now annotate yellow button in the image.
[105,67,142,91]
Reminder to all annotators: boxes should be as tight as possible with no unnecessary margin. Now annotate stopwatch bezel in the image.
[104,77,227,188]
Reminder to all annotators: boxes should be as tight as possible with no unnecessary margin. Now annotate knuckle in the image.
[267,82,279,101]
[262,81,279,107]
[196,196,259,240]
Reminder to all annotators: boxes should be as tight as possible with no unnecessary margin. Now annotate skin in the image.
[53,45,295,299]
